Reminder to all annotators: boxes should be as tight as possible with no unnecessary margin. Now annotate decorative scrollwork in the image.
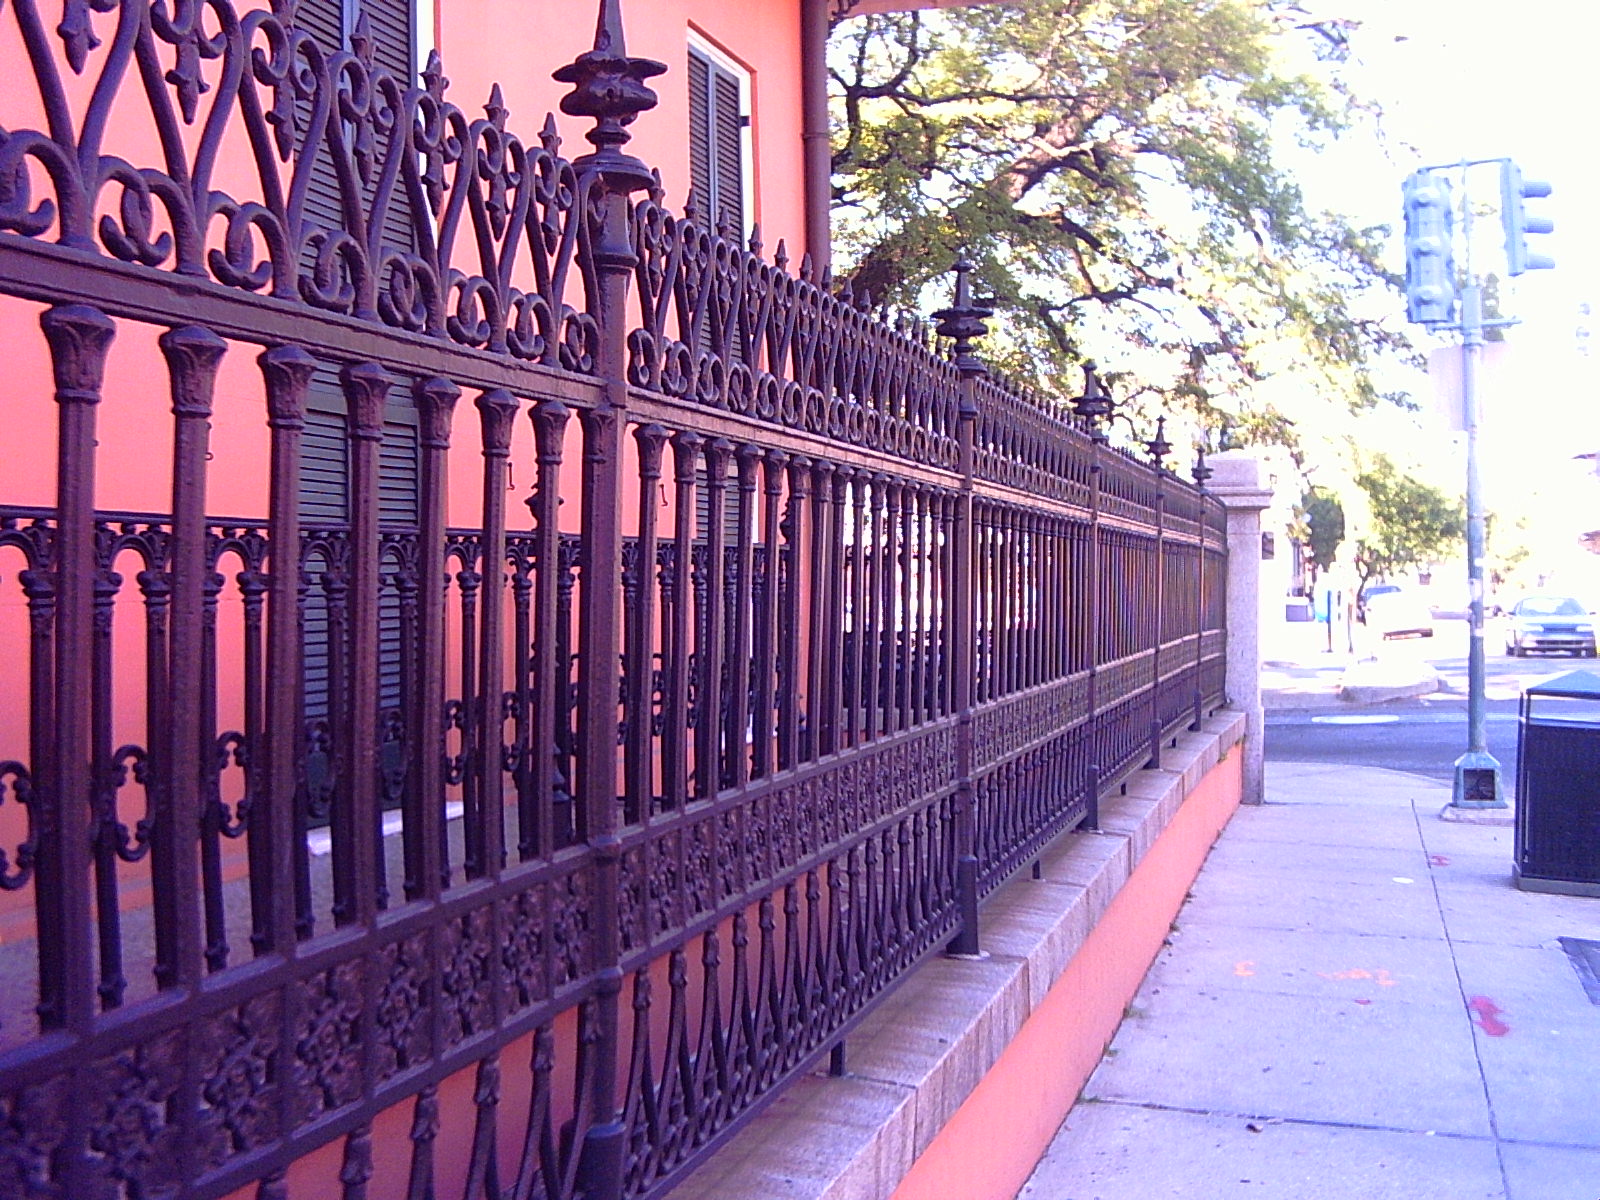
[207,731,250,840]
[0,763,36,891]
[91,744,153,866]
[293,962,365,1121]
[85,1030,185,1194]
[301,718,336,823]
[0,0,600,367]
[627,204,963,466]
[194,994,281,1167]
[374,933,432,1078]
[440,907,492,1045]
[442,699,468,787]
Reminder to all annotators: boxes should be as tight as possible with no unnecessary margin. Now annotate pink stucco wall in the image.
[437,0,808,256]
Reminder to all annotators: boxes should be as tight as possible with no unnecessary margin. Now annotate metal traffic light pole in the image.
[1454,253,1501,807]
[1404,157,1553,810]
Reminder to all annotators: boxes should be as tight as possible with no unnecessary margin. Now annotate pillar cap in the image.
[1206,450,1275,511]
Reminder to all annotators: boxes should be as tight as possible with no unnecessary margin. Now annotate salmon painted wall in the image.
[437,0,809,255]
[890,746,1245,1200]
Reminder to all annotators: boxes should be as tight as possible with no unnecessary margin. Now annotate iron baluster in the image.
[777,456,808,771]
[663,431,699,813]
[626,425,667,824]
[934,257,988,958]
[528,400,571,851]
[475,387,518,879]
[753,449,787,779]
[257,345,314,958]
[411,377,458,894]
[729,444,759,788]
[90,559,127,1009]
[39,304,115,1044]
[555,1,665,1190]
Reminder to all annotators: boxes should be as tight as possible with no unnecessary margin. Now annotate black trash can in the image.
[1515,670,1600,896]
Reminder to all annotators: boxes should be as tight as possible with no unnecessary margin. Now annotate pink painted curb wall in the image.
[892,738,1243,1200]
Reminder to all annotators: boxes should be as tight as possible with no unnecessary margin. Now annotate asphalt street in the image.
[1265,617,1600,790]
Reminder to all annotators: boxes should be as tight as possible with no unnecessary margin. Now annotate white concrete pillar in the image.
[1209,451,1276,805]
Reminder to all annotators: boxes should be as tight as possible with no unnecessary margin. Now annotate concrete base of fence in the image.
[671,709,1248,1200]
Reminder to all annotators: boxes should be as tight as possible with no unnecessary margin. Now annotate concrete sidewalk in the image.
[1018,761,1600,1200]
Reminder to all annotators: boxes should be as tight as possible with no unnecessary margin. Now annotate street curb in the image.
[1337,672,1443,706]
[1437,801,1516,826]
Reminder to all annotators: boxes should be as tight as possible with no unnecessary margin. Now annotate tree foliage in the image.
[1484,510,1532,591]
[1351,454,1464,593]
[1297,487,1345,579]
[829,0,1407,449]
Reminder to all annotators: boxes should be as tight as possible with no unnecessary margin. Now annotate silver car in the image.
[1504,595,1597,657]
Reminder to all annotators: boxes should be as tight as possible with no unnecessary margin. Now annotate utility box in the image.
[1515,670,1600,896]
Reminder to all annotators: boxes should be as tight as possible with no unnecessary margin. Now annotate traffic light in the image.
[1500,161,1554,276]
[1402,169,1456,326]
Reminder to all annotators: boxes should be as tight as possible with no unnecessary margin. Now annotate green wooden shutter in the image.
[712,68,744,234]
[298,0,418,253]
[688,45,745,235]
[299,368,419,722]
[688,49,714,223]
[293,0,420,721]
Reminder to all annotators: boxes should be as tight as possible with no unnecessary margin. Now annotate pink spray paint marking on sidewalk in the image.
[1467,996,1510,1037]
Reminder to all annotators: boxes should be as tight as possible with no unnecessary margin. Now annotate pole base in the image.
[1450,750,1506,809]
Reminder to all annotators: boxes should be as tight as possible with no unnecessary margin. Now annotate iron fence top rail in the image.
[0,235,610,406]
[625,385,964,486]
[0,208,1209,521]
[626,200,964,451]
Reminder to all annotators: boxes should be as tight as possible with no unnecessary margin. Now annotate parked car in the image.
[1360,585,1434,640]
[1504,596,1597,657]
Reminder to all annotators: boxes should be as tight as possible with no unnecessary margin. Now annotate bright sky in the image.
[1339,1,1598,281]
[1298,1,1600,589]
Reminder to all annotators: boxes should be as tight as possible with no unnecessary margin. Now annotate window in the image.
[687,39,750,236]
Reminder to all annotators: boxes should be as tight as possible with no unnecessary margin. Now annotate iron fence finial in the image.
[933,255,991,379]
[1072,361,1111,442]
[1145,415,1171,470]
[553,0,665,194]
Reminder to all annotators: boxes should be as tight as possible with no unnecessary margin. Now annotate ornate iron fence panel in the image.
[0,3,1229,1198]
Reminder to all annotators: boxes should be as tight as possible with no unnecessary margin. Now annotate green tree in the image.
[1350,455,1464,596]
[1483,510,1532,593]
[1296,487,1345,587]
[829,0,1407,445]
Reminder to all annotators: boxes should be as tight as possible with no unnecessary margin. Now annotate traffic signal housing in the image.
[1500,161,1554,276]
[1402,170,1456,326]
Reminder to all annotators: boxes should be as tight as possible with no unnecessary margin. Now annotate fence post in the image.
[1206,451,1274,805]
[1085,376,1104,831]
[1190,451,1214,731]
[554,3,664,1195]
[934,259,989,958]
[1147,469,1166,769]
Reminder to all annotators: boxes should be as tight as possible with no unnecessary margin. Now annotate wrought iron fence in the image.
[0,1,1227,1197]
